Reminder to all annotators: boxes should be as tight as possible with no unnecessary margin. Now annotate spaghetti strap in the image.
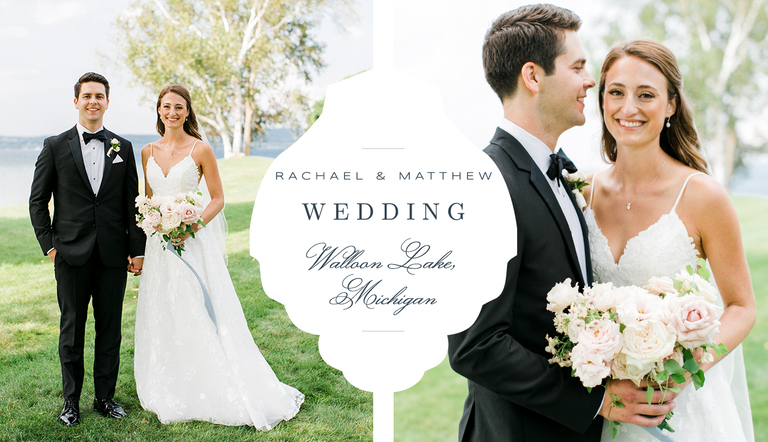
[150,143,153,157]
[188,140,198,157]
[589,170,600,208]
[672,172,705,211]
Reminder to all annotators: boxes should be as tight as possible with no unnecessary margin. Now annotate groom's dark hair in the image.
[75,72,110,99]
[483,4,581,101]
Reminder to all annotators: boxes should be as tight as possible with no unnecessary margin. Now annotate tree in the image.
[116,0,341,158]
[601,0,768,187]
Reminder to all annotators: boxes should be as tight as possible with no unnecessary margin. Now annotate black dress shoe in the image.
[93,398,127,418]
[59,399,80,426]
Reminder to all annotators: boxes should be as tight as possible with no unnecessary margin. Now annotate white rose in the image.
[644,276,677,296]
[576,316,623,362]
[674,270,718,303]
[691,277,718,304]
[666,294,722,349]
[546,278,580,313]
[620,321,676,376]
[159,212,182,233]
[571,343,611,388]
[585,282,619,312]
[564,169,587,182]
[610,353,646,386]
[616,289,664,329]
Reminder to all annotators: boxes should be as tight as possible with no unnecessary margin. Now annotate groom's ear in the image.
[520,62,541,95]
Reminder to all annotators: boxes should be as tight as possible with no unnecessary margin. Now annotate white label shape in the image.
[250,68,516,393]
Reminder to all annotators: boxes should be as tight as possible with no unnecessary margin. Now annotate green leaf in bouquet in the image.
[691,370,705,390]
[619,323,626,333]
[673,280,683,291]
[686,264,694,275]
[696,257,706,269]
[657,415,675,433]
[646,384,653,404]
[683,357,700,374]
[697,266,710,281]
[671,373,686,384]
[667,386,681,393]
[714,343,729,358]
[664,359,684,376]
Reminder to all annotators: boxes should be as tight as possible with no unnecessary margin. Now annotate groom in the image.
[448,5,678,441]
[29,72,145,426]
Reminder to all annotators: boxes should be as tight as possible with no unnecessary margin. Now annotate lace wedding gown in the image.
[134,146,304,429]
[587,172,753,442]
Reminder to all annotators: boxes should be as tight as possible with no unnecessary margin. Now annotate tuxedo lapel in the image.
[530,168,584,287]
[67,127,91,191]
[561,174,593,286]
[100,129,114,194]
[492,128,586,288]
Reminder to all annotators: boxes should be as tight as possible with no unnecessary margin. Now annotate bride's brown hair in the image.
[156,84,203,140]
[598,40,707,173]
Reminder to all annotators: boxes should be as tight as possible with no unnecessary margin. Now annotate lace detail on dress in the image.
[586,209,698,287]
[135,154,304,429]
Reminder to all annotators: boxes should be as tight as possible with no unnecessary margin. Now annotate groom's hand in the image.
[129,257,143,276]
[598,379,678,427]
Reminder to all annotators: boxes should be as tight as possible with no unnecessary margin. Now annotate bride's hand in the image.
[170,223,201,246]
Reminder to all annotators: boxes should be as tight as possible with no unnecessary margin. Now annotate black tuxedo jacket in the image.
[448,128,604,442]
[29,126,145,267]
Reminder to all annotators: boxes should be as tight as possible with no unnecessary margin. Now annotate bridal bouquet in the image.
[544,258,728,437]
[135,191,205,255]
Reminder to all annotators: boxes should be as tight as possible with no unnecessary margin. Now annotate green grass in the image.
[0,156,373,442]
[394,195,768,442]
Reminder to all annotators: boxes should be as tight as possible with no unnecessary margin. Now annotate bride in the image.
[134,84,304,428]
[585,40,755,441]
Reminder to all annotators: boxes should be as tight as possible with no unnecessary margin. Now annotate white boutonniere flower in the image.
[563,170,588,210]
[107,138,121,157]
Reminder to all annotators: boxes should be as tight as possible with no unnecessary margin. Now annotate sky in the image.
[0,0,610,169]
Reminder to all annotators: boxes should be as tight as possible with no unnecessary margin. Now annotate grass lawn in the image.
[394,195,768,442]
[0,156,373,442]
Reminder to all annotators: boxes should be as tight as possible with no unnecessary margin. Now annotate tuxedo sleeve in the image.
[122,139,145,257]
[29,139,55,255]
[448,255,605,433]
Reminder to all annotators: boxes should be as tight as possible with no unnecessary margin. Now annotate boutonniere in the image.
[563,170,588,210]
[107,138,121,157]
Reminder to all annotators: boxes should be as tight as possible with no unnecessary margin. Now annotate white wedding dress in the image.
[134,144,304,429]
[587,172,753,442]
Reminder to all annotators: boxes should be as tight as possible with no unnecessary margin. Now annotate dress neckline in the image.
[149,140,198,178]
[587,170,703,265]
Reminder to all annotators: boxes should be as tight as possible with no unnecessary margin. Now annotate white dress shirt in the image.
[77,123,105,196]
[498,118,588,284]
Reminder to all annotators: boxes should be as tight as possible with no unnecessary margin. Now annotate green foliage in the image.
[115,0,343,156]
[306,99,324,130]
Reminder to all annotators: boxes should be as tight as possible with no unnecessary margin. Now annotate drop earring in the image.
[665,116,671,128]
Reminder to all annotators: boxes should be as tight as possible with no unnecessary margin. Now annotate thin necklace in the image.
[615,157,667,210]
[167,142,183,156]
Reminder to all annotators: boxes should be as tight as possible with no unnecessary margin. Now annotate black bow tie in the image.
[82,130,107,144]
[546,149,578,186]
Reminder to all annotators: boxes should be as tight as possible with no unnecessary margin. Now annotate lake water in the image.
[0,130,296,208]
[2,133,766,208]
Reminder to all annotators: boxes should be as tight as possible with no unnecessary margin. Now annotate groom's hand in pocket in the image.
[598,379,678,427]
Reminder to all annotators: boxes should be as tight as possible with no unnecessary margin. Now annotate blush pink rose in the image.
[576,317,623,362]
[141,211,161,235]
[571,343,611,388]
[179,201,202,224]
[644,276,677,296]
[616,290,664,330]
[666,294,722,349]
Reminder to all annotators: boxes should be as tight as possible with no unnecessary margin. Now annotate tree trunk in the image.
[231,77,244,157]
[709,109,729,188]
[243,100,254,157]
